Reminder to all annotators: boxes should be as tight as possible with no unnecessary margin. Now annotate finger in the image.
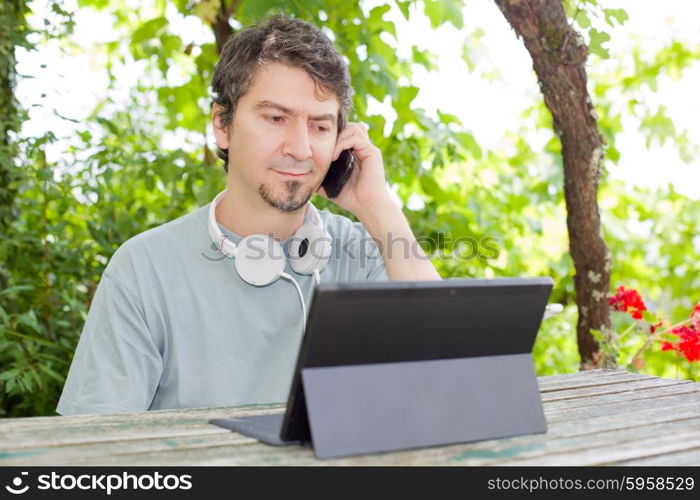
[332,135,375,162]
[338,122,368,142]
[335,125,356,146]
[332,134,364,160]
[352,122,369,139]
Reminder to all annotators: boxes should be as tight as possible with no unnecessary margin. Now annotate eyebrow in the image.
[253,100,336,124]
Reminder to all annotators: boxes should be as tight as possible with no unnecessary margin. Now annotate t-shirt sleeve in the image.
[56,272,163,415]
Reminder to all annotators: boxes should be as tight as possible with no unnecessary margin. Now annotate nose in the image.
[282,120,313,161]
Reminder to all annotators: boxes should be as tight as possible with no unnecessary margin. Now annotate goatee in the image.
[259,180,315,212]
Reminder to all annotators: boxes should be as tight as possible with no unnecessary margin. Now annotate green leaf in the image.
[0,305,9,325]
[589,29,611,59]
[456,132,482,159]
[640,105,676,147]
[0,284,35,296]
[461,41,475,72]
[397,86,419,106]
[641,310,657,323]
[412,46,436,71]
[396,1,411,20]
[424,0,464,29]
[77,0,110,9]
[420,175,446,202]
[575,9,591,29]
[605,143,620,163]
[436,110,460,126]
[16,310,42,334]
[590,328,604,343]
[131,17,167,45]
[39,364,65,384]
[603,8,628,27]
[368,4,390,24]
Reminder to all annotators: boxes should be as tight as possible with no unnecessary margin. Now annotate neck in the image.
[215,180,306,242]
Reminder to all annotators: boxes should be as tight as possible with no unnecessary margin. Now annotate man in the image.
[57,15,440,416]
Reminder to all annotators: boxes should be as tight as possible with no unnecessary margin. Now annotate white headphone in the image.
[207,189,332,287]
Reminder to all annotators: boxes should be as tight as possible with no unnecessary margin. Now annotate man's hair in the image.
[211,14,353,172]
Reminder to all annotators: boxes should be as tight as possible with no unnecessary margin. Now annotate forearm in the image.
[358,199,441,281]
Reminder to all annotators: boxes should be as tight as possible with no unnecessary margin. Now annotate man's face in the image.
[213,63,339,212]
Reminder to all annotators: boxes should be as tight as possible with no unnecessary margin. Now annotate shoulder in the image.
[317,209,373,241]
[316,208,387,280]
[104,204,209,280]
[316,208,383,263]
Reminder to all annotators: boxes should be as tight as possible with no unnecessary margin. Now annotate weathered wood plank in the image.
[0,403,285,432]
[540,377,692,403]
[0,426,234,454]
[536,369,622,383]
[0,408,283,449]
[0,433,258,466]
[9,413,700,467]
[9,382,693,452]
[614,447,700,466]
[9,379,692,454]
[543,382,699,412]
[0,372,639,447]
[545,390,700,424]
[538,372,659,393]
[12,396,700,466]
[50,442,318,466]
[496,431,700,466]
[3,371,699,465]
[537,372,636,391]
[444,418,700,466]
[536,369,631,388]
[39,416,700,467]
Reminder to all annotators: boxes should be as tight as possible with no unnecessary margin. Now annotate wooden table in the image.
[2,369,700,466]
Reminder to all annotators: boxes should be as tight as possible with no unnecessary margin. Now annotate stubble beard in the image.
[258,180,315,213]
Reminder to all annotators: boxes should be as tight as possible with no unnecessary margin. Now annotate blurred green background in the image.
[1,0,699,417]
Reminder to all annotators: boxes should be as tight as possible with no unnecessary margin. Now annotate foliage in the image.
[1,0,31,289]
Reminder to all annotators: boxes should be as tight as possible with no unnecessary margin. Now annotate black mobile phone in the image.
[321,149,354,198]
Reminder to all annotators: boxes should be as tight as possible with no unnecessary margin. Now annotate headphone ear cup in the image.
[288,223,332,275]
[235,235,286,286]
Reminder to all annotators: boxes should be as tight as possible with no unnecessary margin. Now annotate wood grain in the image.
[1,370,698,465]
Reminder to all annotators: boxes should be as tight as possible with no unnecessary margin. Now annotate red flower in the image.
[665,325,700,363]
[608,285,647,320]
[675,325,700,363]
[661,341,675,352]
[691,303,700,332]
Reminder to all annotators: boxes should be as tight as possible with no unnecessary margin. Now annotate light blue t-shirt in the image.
[57,201,388,415]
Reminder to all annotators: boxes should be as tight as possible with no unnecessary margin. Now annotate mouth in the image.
[274,170,310,178]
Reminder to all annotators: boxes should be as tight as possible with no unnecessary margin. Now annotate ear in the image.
[211,103,230,150]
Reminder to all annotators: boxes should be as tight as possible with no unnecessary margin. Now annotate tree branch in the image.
[212,0,241,55]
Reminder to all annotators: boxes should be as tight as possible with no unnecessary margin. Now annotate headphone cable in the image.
[279,271,307,333]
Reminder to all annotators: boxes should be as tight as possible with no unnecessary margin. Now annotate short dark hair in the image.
[211,14,353,172]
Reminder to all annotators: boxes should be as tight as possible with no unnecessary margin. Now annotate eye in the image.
[266,115,285,123]
[313,124,330,133]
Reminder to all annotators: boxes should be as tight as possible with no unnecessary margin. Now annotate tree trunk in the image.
[494,0,614,369]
